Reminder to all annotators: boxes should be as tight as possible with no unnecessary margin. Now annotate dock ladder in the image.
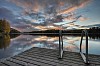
[58,29,89,64]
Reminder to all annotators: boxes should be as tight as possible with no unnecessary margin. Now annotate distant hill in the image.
[9,28,20,39]
[10,28,20,33]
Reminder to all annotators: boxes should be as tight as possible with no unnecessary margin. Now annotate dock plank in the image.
[0,47,100,66]
[0,63,8,66]
[1,60,22,66]
[11,57,54,66]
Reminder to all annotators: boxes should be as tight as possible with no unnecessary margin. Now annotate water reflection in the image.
[0,34,20,50]
[0,34,100,59]
[89,34,100,39]
[0,35,10,49]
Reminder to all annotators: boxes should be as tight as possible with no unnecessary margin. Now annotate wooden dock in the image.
[0,47,100,66]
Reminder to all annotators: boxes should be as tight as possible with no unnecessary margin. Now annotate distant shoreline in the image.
[10,32,100,35]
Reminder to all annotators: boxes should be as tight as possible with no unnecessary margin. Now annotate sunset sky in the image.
[0,0,100,32]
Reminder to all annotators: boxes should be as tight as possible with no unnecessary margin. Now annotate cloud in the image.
[79,16,88,21]
[4,0,92,31]
[0,7,15,22]
[0,7,29,31]
[64,14,88,22]
[7,0,43,14]
[8,0,91,20]
[63,13,76,21]
[8,0,90,15]
[34,36,58,42]
[58,0,90,15]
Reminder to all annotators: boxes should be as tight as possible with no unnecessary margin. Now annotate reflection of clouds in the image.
[34,36,58,42]
[31,36,80,52]
[65,36,80,42]
[67,40,75,44]
[34,36,48,41]
[47,37,58,42]
[63,36,81,52]
[64,44,78,52]
[11,35,59,49]
[0,35,100,59]
[31,36,59,49]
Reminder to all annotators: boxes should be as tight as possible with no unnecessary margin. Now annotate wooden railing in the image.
[58,30,63,59]
[80,29,89,64]
[58,29,89,64]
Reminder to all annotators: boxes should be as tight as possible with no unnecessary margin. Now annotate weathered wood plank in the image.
[11,57,53,66]
[0,63,8,66]
[1,60,22,66]
[17,53,84,64]
[0,47,100,66]
[6,58,38,66]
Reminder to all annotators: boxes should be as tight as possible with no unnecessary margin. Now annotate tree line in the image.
[0,19,10,34]
[27,27,100,35]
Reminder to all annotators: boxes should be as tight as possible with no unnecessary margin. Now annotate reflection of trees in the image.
[89,27,100,34]
[0,35,10,49]
[64,34,100,40]
[89,34,100,39]
[10,34,20,39]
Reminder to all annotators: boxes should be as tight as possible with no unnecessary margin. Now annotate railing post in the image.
[85,30,89,64]
[80,30,89,64]
[58,30,63,59]
[59,32,61,58]
[80,31,83,52]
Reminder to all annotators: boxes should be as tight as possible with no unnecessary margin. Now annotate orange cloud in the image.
[59,1,65,6]
[33,25,62,30]
[58,0,90,15]
[47,25,62,30]
[58,6,77,15]
[79,17,88,21]
[31,0,40,13]
[63,13,76,21]
[34,26,47,30]
[8,0,41,13]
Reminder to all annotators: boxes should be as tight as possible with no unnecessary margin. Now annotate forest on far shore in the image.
[25,27,100,34]
[0,19,100,35]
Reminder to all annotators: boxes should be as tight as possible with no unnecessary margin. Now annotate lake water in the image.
[0,35,100,59]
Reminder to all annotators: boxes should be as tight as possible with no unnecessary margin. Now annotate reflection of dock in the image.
[0,47,100,66]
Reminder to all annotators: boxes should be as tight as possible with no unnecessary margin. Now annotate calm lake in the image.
[0,35,100,59]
